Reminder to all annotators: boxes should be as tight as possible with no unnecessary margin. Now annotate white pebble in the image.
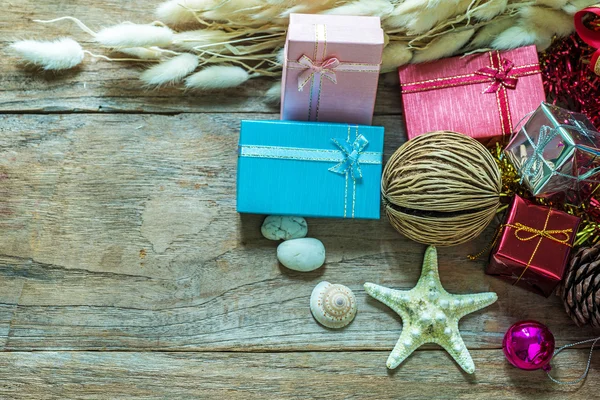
[261,215,308,241]
[277,238,325,272]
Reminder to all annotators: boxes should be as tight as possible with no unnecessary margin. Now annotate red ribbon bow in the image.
[476,58,519,93]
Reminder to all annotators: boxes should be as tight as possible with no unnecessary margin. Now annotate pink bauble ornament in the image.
[503,320,555,371]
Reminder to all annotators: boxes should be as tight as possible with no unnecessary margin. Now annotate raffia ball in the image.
[381,131,501,246]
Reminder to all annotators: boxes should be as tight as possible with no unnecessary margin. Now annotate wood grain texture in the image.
[0,0,402,114]
[0,350,598,399]
[0,113,598,353]
[2,1,600,397]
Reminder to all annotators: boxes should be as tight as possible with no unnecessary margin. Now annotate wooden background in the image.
[1,1,600,398]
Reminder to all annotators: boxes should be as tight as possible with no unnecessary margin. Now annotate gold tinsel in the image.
[491,143,600,247]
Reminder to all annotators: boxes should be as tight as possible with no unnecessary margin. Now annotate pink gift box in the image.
[398,46,546,143]
[281,14,384,125]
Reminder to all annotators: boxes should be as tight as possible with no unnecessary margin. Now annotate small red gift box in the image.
[486,195,580,297]
[398,46,546,143]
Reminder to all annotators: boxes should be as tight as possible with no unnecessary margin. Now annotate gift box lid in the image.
[287,13,384,64]
[236,120,385,219]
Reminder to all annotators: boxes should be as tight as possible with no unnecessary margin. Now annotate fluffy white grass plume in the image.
[185,65,250,89]
[202,0,264,21]
[172,29,233,50]
[156,0,217,25]
[275,48,286,65]
[265,82,282,104]
[141,53,199,86]
[381,42,412,73]
[323,0,394,17]
[491,25,552,51]
[520,6,575,37]
[411,28,474,63]
[10,38,84,70]
[471,0,508,21]
[536,0,569,8]
[468,17,516,49]
[96,23,174,48]
[118,47,164,59]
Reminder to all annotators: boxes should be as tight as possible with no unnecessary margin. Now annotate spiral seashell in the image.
[310,281,357,329]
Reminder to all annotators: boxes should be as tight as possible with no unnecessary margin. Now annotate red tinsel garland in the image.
[540,26,600,129]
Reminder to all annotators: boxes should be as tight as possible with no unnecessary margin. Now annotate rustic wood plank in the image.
[0,0,402,114]
[0,350,598,399]
[0,113,596,351]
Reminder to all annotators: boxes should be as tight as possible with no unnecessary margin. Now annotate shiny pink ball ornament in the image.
[503,320,555,371]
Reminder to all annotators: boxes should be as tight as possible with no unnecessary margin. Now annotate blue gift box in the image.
[237,120,385,219]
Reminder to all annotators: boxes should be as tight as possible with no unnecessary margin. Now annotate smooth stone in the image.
[261,215,308,241]
[276,238,325,272]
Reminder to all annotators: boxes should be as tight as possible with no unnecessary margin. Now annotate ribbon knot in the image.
[297,55,340,91]
[329,134,369,180]
[520,124,558,184]
[476,58,519,93]
[507,222,573,245]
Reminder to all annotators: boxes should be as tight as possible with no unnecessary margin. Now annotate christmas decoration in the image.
[485,195,580,297]
[574,4,600,76]
[381,131,501,246]
[504,102,600,204]
[503,320,600,385]
[559,242,600,327]
[364,246,497,373]
[541,20,600,128]
[490,143,600,247]
[503,320,555,370]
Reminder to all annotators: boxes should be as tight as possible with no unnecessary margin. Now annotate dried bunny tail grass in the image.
[467,16,517,49]
[156,0,217,25]
[202,0,266,22]
[471,0,508,21]
[536,0,569,8]
[141,53,199,86]
[34,16,97,36]
[381,42,413,73]
[185,65,251,89]
[491,25,552,51]
[10,38,85,70]
[411,28,474,63]
[96,23,174,48]
[117,47,165,59]
[322,0,394,17]
[264,81,282,104]
[172,29,236,50]
[519,6,576,37]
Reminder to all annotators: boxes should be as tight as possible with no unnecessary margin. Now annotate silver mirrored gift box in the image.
[504,102,600,204]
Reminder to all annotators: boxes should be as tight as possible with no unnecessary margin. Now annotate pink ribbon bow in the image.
[297,55,340,91]
[476,58,519,93]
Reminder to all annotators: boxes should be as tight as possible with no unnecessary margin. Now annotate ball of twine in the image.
[381,131,502,246]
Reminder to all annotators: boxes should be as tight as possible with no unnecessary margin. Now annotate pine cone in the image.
[559,242,600,327]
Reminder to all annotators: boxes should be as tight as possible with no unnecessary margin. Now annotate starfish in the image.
[364,246,497,374]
